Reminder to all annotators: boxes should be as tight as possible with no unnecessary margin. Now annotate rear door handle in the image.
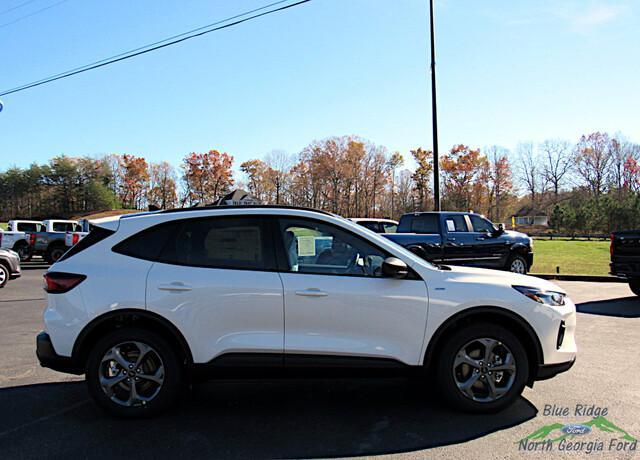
[158,282,192,292]
[295,288,328,297]
[447,237,456,241]
[476,237,486,241]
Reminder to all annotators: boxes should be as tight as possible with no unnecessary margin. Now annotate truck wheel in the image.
[85,328,183,418]
[507,254,528,274]
[13,242,31,262]
[46,245,66,264]
[629,280,640,297]
[0,263,8,288]
[435,322,529,413]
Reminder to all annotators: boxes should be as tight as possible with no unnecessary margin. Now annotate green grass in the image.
[0,222,6,231]
[531,240,610,276]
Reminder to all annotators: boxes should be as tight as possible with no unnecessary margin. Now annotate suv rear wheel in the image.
[85,328,183,418]
[435,322,529,413]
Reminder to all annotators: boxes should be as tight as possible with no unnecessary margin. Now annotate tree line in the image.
[1,131,638,233]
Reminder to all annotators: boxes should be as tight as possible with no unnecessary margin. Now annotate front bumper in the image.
[36,331,83,375]
[525,252,534,269]
[536,358,575,380]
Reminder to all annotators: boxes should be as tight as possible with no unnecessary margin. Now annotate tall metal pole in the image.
[429,0,441,211]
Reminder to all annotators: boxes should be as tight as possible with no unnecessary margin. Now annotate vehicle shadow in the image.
[577,297,640,318]
[0,378,537,459]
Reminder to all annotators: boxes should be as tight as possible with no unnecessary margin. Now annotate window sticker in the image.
[297,236,316,256]
[446,219,456,232]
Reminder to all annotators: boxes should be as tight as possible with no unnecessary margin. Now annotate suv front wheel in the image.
[435,323,529,413]
[85,328,183,418]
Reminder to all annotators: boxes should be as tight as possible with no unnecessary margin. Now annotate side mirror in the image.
[493,223,505,236]
[382,257,409,279]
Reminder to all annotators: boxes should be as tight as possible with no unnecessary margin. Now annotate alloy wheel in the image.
[510,258,526,274]
[452,338,517,403]
[99,341,165,407]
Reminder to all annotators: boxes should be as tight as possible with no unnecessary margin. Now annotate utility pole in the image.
[429,0,441,211]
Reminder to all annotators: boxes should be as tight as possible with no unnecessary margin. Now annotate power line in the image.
[0,0,68,28]
[0,0,40,16]
[0,0,310,97]
[5,0,293,94]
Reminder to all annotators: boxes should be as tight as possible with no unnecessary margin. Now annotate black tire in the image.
[435,322,529,413]
[629,280,640,297]
[13,242,31,262]
[85,328,183,418]
[506,254,528,274]
[46,244,66,264]
[0,263,9,288]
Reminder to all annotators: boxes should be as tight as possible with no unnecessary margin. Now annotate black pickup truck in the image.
[610,231,640,296]
[382,212,534,273]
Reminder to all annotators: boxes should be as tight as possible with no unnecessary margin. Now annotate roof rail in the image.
[155,204,334,216]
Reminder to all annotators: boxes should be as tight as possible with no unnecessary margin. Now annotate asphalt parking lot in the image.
[1,268,639,459]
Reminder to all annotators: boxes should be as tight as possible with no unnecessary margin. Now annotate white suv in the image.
[37,206,576,417]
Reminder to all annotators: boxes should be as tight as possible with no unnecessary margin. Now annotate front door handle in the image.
[476,236,486,241]
[158,282,192,292]
[295,288,328,297]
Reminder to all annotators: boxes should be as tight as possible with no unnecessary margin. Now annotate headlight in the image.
[513,285,565,306]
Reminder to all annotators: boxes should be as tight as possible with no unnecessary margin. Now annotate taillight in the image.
[610,234,614,257]
[29,233,36,246]
[43,272,86,294]
[72,233,79,245]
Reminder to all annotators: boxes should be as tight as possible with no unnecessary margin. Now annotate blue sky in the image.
[0,0,638,173]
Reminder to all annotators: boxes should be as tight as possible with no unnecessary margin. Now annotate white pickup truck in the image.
[64,219,90,248]
[27,219,83,264]
[0,220,43,261]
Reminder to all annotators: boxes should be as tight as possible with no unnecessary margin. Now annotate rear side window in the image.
[160,217,268,270]
[52,222,76,232]
[17,223,42,232]
[58,226,115,262]
[113,222,178,261]
[382,222,397,233]
[358,221,381,233]
[411,215,439,233]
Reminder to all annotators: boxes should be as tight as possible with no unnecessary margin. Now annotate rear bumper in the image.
[36,331,83,375]
[536,358,575,381]
[610,261,640,279]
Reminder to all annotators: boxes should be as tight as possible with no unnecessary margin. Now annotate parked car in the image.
[27,219,82,264]
[37,205,576,418]
[0,248,21,288]
[610,231,640,296]
[0,220,43,261]
[349,218,398,233]
[382,212,534,274]
[65,219,90,248]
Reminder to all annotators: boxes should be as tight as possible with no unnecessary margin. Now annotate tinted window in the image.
[279,218,388,277]
[52,222,76,232]
[382,222,397,233]
[358,221,381,233]
[113,222,179,261]
[160,217,267,270]
[58,226,115,262]
[444,215,468,232]
[17,222,42,232]
[469,215,494,233]
[411,215,439,233]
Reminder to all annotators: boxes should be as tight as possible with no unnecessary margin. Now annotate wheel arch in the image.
[72,309,194,371]
[423,306,543,385]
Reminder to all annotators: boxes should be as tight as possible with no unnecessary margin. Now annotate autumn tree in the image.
[148,161,178,209]
[574,132,612,197]
[410,148,433,211]
[240,159,271,202]
[485,146,513,222]
[440,144,489,212]
[119,154,149,209]
[181,150,234,206]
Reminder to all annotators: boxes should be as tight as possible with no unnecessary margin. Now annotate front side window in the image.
[358,221,381,233]
[279,218,388,277]
[469,215,495,233]
[17,222,42,232]
[444,215,468,233]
